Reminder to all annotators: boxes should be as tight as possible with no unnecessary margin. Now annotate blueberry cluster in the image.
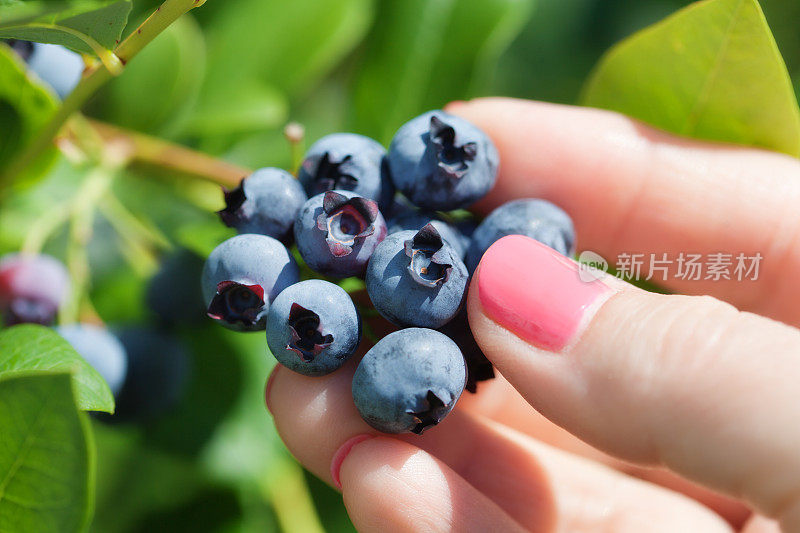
[0,251,194,421]
[202,109,576,434]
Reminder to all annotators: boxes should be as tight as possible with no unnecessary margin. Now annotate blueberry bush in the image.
[0,0,799,531]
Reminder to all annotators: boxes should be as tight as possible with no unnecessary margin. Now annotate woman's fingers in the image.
[461,373,752,528]
[266,358,732,532]
[338,437,526,533]
[467,234,800,529]
[448,97,800,325]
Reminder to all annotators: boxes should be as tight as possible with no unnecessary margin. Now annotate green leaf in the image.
[93,14,205,136]
[0,44,57,180]
[190,0,372,139]
[0,324,115,413]
[0,1,131,55]
[0,372,94,533]
[581,0,800,157]
[351,0,533,142]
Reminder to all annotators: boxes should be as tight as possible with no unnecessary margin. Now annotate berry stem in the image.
[1,0,209,188]
[258,458,325,533]
[85,119,249,186]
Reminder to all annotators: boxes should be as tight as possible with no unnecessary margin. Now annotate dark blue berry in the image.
[387,110,498,211]
[465,199,576,273]
[217,168,307,242]
[112,328,190,421]
[298,133,394,210]
[366,224,467,328]
[146,249,207,326]
[352,328,466,434]
[388,210,466,258]
[0,253,70,326]
[56,324,128,396]
[294,190,387,278]
[266,280,361,376]
[201,234,299,331]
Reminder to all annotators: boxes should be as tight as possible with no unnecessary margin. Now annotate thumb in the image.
[467,235,800,530]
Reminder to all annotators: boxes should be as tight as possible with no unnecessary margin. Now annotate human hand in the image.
[265,97,800,532]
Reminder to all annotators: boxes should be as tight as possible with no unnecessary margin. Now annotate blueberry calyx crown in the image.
[286,303,334,362]
[316,191,379,257]
[207,280,265,326]
[403,223,452,288]
[407,390,449,435]
[310,153,358,193]
[429,115,477,181]
[217,179,248,228]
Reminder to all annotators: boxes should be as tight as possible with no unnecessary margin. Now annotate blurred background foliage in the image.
[2,0,800,531]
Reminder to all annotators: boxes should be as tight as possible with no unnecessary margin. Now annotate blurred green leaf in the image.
[0,372,94,533]
[189,0,373,141]
[582,0,800,156]
[94,14,204,136]
[0,324,115,413]
[0,1,131,54]
[0,44,57,182]
[351,0,534,142]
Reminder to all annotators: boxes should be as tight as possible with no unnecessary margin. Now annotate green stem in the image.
[99,192,172,252]
[1,0,207,186]
[258,459,325,533]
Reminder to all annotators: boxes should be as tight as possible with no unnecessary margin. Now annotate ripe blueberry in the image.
[112,328,190,421]
[465,198,576,273]
[294,190,387,278]
[387,110,498,211]
[217,168,307,243]
[8,41,84,99]
[365,224,467,328]
[56,324,128,396]
[388,210,466,258]
[352,328,466,434]
[201,234,299,331]
[0,253,70,326]
[266,280,361,376]
[298,133,394,211]
[146,249,207,326]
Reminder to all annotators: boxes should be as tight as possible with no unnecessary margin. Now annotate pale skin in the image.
[266,97,800,532]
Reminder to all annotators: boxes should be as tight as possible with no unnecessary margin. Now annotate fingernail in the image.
[477,235,611,351]
[264,365,280,415]
[331,434,374,490]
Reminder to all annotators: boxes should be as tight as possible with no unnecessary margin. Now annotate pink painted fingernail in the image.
[331,434,373,490]
[477,235,611,351]
[264,365,280,415]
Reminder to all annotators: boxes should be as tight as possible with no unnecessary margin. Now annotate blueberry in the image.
[146,249,207,326]
[388,210,466,258]
[366,224,467,328]
[352,328,466,434]
[56,324,128,396]
[0,253,70,326]
[294,190,387,278]
[465,199,576,273]
[12,42,84,99]
[201,234,299,331]
[112,328,190,421]
[266,280,361,376]
[217,168,307,243]
[387,110,498,211]
[298,133,394,210]
[437,311,494,393]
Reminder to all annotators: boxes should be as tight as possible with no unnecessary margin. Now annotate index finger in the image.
[448,97,800,326]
